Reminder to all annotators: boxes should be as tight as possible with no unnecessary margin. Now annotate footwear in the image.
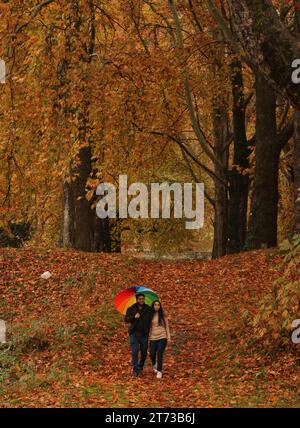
[156,371,162,379]
[152,363,158,373]
[133,370,140,378]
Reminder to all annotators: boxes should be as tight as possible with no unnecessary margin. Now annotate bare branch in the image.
[16,0,56,33]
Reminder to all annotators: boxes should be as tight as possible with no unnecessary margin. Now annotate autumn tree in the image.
[228,0,300,235]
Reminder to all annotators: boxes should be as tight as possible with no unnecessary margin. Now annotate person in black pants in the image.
[149,300,171,379]
[125,293,152,377]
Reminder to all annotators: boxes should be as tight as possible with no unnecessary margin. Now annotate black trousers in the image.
[130,333,148,373]
[149,338,167,372]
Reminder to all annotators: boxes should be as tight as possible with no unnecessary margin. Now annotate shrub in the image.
[0,222,31,248]
[253,234,300,348]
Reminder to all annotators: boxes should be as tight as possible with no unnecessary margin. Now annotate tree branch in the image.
[228,0,300,108]
[168,0,226,172]
[16,0,56,33]
[181,147,215,207]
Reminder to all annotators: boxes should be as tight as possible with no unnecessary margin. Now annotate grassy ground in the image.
[0,247,299,407]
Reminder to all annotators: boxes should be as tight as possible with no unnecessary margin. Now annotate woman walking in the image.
[149,300,171,379]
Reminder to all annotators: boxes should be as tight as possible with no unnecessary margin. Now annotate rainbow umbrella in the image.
[114,286,159,315]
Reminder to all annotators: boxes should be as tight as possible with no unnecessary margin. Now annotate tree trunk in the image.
[229,0,300,108]
[246,73,279,249]
[294,111,300,234]
[60,0,111,252]
[210,27,230,259]
[293,1,300,235]
[62,107,111,253]
[229,0,300,239]
[227,60,250,253]
[212,98,229,258]
[62,145,93,251]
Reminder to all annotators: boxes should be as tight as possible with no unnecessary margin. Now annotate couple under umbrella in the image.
[114,287,171,378]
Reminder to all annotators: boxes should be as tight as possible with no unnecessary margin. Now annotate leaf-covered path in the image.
[0,248,299,407]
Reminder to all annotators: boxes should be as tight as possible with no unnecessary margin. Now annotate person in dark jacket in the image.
[125,293,152,377]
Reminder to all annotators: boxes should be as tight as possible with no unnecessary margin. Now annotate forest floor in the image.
[0,247,299,408]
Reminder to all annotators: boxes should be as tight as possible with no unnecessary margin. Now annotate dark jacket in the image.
[125,303,152,336]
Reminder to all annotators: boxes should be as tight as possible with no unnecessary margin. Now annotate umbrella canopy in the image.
[114,286,159,315]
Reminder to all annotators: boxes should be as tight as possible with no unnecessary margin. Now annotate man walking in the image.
[125,293,152,377]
